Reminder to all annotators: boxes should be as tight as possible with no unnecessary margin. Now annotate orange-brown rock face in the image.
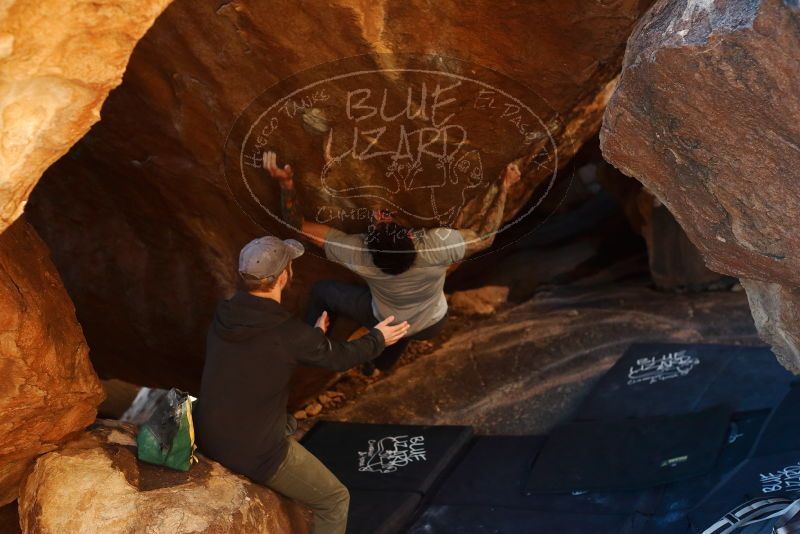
[0,0,172,233]
[28,0,654,390]
[601,0,800,371]
[0,219,104,506]
[19,421,311,534]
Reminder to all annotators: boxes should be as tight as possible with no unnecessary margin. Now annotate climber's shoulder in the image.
[413,228,465,266]
[322,229,376,274]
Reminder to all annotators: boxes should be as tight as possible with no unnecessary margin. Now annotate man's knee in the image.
[318,482,349,521]
[331,483,350,515]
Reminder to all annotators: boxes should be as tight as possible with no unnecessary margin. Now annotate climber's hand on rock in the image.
[374,315,410,346]
[263,151,294,187]
[502,162,521,190]
[314,311,330,333]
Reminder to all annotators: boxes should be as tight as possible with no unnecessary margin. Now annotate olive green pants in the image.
[265,438,350,534]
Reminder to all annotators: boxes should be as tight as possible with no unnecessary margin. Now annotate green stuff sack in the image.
[136,388,198,471]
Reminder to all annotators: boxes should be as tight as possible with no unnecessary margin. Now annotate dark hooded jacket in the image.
[194,291,384,483]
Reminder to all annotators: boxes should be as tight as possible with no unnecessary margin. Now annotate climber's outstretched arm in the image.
[263,151,332,247]
[457,162,521,258]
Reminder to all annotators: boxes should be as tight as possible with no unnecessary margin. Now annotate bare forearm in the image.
[478,185,509,238]
[279,183,303,229]
[275,179,334,247]
[303,330,385,371]
[302,221,333,247]
[280,189,336,247]
[462,185,509,256]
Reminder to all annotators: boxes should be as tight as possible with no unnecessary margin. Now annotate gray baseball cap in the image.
[239,236,304,281]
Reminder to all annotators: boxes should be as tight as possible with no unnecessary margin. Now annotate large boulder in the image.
[18,421,311,533]
[600,0,800,370]
[742,279,800,370]
[0,218,103,506]
[27,0,656,390]
[0,1,169,502]
[0,0,171,233]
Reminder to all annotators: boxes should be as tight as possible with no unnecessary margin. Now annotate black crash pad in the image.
[432,435,659,516]
[645,386,800,533]
[754,383,800,458]
[301,421,473,494]
[654,411,771,515]
[576,343,794,420]
[684,449,800,533]
[526,405,731,493]
[408,504,648,534]
[346,490,420,534]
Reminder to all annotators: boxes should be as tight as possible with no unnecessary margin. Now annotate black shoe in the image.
[361,362,376,376]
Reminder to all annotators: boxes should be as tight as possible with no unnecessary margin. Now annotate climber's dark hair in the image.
[366,222,417,275]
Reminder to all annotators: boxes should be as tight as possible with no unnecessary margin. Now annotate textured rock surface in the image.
[600,0,800,369]
[330,282,759,434]
[18,421,311,534]
[0,219,103,506]
[448,286,509,317]
[0,0,171,233]
[742,279,800,373]
[28,0,655,391]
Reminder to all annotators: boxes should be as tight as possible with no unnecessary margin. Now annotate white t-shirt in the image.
[324,228,466,335]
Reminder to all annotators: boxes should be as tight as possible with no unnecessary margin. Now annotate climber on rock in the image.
[263,150,521,374]
[194,236,409,534]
